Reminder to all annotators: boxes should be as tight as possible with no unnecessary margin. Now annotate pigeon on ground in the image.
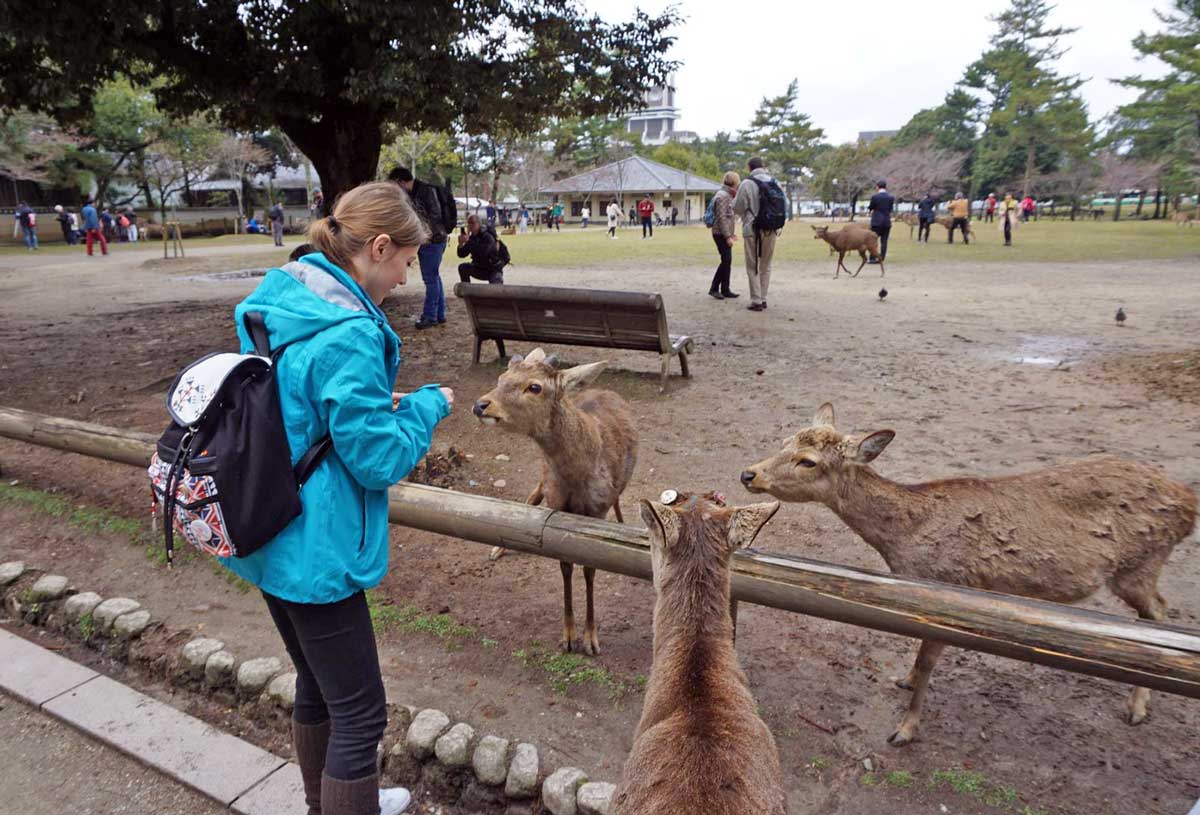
[879,287,888,301]
[1116,307,1126,326]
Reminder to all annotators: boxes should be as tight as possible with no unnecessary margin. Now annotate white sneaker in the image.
[379,787,412,815]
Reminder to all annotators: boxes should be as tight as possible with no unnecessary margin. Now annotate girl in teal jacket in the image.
[227,182,451,815]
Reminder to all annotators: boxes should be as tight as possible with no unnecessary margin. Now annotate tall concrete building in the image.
[624,79,682,146]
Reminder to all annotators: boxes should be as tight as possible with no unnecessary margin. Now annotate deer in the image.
[1174,211,1195,227]
[611,491,787,815]
[473,348,637,655]
[811,225,883,279]
[740,402,1197,747]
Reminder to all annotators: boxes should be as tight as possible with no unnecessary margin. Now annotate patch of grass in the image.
[77,612,95,640]
[931,768,988,797]
[805,756,830,771]
[366,592,476,650]
[512,643,636,699]
[481,638,499,649]
[986,785,1020,808]
[859,772,878,787]
[885,770,915,789]
[926,767,1048,813]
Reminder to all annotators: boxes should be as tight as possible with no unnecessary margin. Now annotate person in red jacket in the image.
[637,194,655,239]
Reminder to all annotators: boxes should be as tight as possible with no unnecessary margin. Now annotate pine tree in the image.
[741,80,825,218]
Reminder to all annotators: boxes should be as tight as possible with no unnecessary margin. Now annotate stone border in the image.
[0,560,616,815]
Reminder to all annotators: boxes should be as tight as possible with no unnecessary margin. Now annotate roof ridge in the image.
[633,155,671,188]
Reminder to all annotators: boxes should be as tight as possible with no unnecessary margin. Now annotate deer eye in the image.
[526,383,542,395]
[796,458,817,468]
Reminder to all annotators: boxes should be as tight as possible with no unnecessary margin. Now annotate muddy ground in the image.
[1,240,1199,814]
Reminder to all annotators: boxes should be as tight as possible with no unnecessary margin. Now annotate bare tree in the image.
[865,138,966,203]
[1041,157,1101,220]
[214,135,272,232]
[1099,152,1162,221]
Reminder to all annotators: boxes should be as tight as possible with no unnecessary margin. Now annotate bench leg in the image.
[678,349,691,379]
[495,338,506,360]
[472,336,483,364]
[660,354,670,394]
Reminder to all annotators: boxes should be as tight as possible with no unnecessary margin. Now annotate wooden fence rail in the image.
[2,404,1200,699]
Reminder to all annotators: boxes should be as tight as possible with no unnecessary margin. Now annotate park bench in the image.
[453,283,694,392]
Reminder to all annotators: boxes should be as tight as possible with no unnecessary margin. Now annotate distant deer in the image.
[934,214,972,241]
[811,225,883,278]
[611,491,786,815]
[740,403,1197,746]
[895,212,920,239]
[473,348,636,655]
[1174,211,1195,227]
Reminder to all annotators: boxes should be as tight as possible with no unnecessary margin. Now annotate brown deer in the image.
[934,214,972,241]
[895,211,920,238]
[611,491,786,815]
[811,225,883,278]
[1174,210,1195,227]
[740,403,1197,746]
[473,348,636,655]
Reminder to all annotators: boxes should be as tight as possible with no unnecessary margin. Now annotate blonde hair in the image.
[723,171,740,188]
[308,181,430,272]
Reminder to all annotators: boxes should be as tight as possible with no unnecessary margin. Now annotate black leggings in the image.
[918,217,931,242]
[263,591,387,781]
[710,232,732,293]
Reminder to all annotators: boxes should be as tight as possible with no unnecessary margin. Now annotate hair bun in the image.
[327,214,339,233]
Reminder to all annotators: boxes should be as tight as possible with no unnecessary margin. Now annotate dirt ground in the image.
[2,238,1199,815]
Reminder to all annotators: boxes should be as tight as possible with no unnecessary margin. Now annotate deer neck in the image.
[650,562,737,686]
[828,466,930,567]
[532,398,600,476]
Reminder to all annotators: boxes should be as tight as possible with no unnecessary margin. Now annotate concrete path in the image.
[0,628,303,814]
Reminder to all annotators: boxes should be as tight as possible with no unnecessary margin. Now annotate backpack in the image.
[702,196,716,227]
[148,312,331,566]
[435,180,458,233]
[751,176,788,232]
[484,224,511,268]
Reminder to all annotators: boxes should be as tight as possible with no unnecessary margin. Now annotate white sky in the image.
[597,0,1171,143]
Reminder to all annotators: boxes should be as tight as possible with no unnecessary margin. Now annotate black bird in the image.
[1116,307,1126,326]
[878,287,888,301]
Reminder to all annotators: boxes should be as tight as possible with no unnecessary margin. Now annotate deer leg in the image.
[888,640,945,746]
[1110,573,1168,724]
[611,502,624,524]
[560,561,576,652]
[834,251,845,278]
[582,566,600,656]
[852,250,867,277]
[490,482,544,561]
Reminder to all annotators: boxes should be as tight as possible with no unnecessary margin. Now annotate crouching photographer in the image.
[456,214,509,284]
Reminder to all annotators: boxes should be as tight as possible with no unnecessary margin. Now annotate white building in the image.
[624,79,682,146]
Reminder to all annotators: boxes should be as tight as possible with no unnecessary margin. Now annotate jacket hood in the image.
[750,167,774,182]
[235,252,400,356]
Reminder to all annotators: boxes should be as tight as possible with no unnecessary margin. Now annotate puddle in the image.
[182,268,267,282]
[999,335,1092,367]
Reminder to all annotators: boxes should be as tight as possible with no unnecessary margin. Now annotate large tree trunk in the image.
[1153,187,1162,219]
[1135,192,1145,218]
[281,109,384,216]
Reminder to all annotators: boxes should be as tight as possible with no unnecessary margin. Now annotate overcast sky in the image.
[599,0,1171,144]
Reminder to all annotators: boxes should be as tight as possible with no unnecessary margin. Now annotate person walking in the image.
[580,205,590,228]
[709,171,741,300]
[733,156,781,312]
[551,202,563,232]
[917,192,936,243]
[947,191,970,244]
[1021,193,1035,222]
[81,199,108,256]
[637,194,655,239]
[999,192,1019,246]
[225,180,453,815]
[670,205,678,227]
[518,205,529,234]
[628,204,637,228]
[390,167,449,330]
[985,193,997,223]
[15,202,38,251]
[606,200,621,239]
[270,199,286,247]
[485,201,497,228]
[126,208,139,242]
[867,179,894,264]
[54,205,76,245]
[310,189,324,217]
[456,214,505,284]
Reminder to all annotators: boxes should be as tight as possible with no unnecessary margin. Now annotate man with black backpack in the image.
[733,157,787,312]
[389,167,458,329]
[456,214,508,284]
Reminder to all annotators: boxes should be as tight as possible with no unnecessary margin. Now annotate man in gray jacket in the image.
[732,157,778,311]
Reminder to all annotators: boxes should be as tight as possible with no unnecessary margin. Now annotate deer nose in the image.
[472,400,489,418]
[740,470,756,486]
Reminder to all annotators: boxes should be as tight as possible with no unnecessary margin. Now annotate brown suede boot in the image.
[292,719,331,815]
[321,772,381,815]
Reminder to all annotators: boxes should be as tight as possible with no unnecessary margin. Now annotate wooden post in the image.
[2,404,1200,699]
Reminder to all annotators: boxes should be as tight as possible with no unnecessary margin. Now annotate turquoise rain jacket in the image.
[221,252,450,603]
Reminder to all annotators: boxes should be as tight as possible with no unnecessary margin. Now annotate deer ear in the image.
[507,354,525,369]
[727,502,780,550]
[544,354,559,369]
[525,348,547,364]
[812,402,835,428]
[559,361,608,392]
[640,500,680,548]
[849,430,894,463]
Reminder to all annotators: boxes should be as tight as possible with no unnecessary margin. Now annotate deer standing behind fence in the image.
[473,348,636,655]
[611,491,787,815]
[740,402,1197,746]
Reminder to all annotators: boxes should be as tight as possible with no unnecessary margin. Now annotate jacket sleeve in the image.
[456,239,471,259]
[733,180,752,218]
[317,324,451,490]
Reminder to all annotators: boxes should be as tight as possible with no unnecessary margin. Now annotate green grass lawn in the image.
[501,217,1200,268]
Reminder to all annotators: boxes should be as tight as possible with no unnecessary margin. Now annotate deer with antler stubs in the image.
[473,348,637,655]
[740,403,1197,746]
[611,491,786,815]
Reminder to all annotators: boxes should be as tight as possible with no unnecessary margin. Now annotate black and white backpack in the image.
[148,312,330,565]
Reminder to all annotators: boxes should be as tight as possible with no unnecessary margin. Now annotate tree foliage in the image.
[741,79,825,210]
[0,0,679,207]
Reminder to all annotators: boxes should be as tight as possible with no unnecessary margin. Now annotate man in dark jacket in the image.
[867,180,894,262]
[390,167,449,329]
[917,192,936,243]
[456,215,504,284]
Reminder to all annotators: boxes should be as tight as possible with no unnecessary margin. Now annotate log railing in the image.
[2,405,1199,699]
